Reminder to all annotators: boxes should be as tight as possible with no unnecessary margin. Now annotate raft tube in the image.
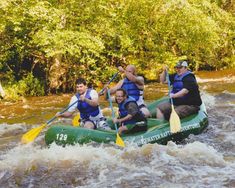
[45,97,208,146]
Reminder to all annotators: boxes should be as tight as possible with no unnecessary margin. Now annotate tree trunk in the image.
[0,82,5,98]
[48,55,66,93]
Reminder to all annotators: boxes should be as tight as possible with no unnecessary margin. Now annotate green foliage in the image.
[20,73,45,96]
[0,0,234,97]
[4,73,44,100]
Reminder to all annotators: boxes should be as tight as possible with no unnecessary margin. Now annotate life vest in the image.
[76,89,100,120]
[118,96,144,125]
[172,71,192,97]
[121,78,144,104]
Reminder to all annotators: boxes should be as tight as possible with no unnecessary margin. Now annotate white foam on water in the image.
[223,131,235,145]
[196,76,235,83]
[165,141,226,166]
[0,143,125,171]
[0,141,226,169]
[222,90,235,95]
[228,102,235,107]
[147,142,235,187]
[0,142,174,173]
[201,91,216,109]
[0,140,234,187]
[0,123,25,136]
[22,104,30,109]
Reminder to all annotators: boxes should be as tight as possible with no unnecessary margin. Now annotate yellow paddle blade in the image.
[21,124,46,144]
[170,105,181,133]
[72,114,80,127]
[116,133,125,147]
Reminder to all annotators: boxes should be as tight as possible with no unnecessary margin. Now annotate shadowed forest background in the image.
[0,0,234,100]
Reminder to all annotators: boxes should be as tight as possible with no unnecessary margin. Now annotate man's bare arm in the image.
[109,80,124,94]
[125,72,144,86]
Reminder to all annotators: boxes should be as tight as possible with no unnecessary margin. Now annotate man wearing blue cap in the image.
[156,60,202,120]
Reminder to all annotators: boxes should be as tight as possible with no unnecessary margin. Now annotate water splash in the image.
[0,123,25,136]
[0,141,234,187]
[201,91,216,109]
[196,76,235,83]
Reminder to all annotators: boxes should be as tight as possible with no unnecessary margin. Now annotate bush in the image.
[4,73,44,100]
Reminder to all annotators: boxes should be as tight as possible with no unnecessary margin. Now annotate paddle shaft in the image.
[99,72,119,95]
[46,99,79,125]
[107,89,118,131]
[166,70,174,105]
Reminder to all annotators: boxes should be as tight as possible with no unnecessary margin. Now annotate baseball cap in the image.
[175,60,188,68]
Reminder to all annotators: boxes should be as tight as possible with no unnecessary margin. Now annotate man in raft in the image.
[56,78,110,130]
[156,60,202,120]
[112,88,147,134]
[106,65,151,118]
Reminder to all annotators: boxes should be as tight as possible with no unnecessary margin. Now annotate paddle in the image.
[21,100,79,144]
[72,72,119,126]
[72,113,80,127]
[99,72,119,95]
[166,70,181,133]
[107,89,125,147]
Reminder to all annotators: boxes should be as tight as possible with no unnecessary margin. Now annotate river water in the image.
[0,70,234,188]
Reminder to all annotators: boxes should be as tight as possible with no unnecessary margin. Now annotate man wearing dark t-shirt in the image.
[156,60,202,120]
[113,88,147,134]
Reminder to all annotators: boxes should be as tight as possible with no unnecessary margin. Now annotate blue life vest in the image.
[121,78,143,101]
[172,71,192,97]
[76,89,99,120]
[118,96,142,125]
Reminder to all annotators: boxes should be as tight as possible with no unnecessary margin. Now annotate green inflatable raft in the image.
[45,97,208,146]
